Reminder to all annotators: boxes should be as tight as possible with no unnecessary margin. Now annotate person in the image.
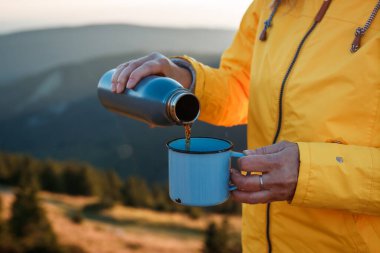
[111,0,380,252]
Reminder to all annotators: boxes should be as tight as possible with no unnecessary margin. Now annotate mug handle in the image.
[230,151,245,158]
[229,185,238,191]
[229,151,246,191]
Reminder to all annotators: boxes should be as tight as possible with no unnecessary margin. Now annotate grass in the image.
[0,189,242,253]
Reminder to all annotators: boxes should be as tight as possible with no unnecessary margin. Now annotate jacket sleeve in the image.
[177,1,262,127]
[292,142,380,216]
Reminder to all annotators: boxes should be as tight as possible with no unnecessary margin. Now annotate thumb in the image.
[244,142,287,156]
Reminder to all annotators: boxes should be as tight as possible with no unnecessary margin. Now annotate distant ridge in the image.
[0,52,247,182]
[0,23,233,37]
[0,24,246,182]
[0,24,234,84]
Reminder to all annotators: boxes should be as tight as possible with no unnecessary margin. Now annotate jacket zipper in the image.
[266,1,332,252]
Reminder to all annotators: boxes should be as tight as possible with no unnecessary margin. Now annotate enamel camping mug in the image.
[166,137,244,206]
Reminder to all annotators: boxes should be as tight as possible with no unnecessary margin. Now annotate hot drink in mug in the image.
[167,137,244,206]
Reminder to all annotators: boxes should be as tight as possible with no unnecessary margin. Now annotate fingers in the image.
[243,141,288,156]
[230,142,300,204]
[126,61,166,89]
[238,153,279,172]
[114,59,145,93]
[230,169,262,192]
[231,189,272,204]
[115,65,134,93]
[112,53,158,84]
[238,142,293,172]
[111,53,169,93]
[111,63,127,92]
[112,62,128,84]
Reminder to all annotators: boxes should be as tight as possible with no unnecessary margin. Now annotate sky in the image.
[0,0,253,34]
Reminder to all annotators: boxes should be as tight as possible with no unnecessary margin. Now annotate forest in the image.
[0,152,242,253]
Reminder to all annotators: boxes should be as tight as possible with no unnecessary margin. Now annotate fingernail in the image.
[117,83,123,93]
[111,83,116,92]
[243,150,254,155]
[126,78,135,89]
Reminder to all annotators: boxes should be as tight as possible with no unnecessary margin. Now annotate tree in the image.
[204,222,221,253]
[0,195,4,241]
[9,167,61,253]
[39,161,64,193]
[0,194,20,253]
[152,184,174,212]
[121,176,154,208]
[62,164,98,196]
[101,170,122,204]
[203,218,230,253]
[0,152,12,184]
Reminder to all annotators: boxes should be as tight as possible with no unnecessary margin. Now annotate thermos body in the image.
[97,69,200,126]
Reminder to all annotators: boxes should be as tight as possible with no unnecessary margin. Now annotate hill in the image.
[0,25,247,182]
[0,24,234,84]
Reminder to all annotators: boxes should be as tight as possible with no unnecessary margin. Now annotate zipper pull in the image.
[259,0,281,42]
[259,21,270,41]
[315,0,332,23]
[259,27,267,41]
[351,27,364,53]
[349,0,380,53]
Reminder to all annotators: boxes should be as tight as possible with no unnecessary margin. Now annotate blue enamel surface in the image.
[230,151,245,158]
[167,137,232,154]
[167,137,240,206]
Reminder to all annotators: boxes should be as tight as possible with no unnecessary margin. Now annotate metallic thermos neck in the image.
[166,89,200,125]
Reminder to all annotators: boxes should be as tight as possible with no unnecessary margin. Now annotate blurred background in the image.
[0,0,251,252]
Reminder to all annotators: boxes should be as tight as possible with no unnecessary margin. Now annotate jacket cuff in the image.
[291,142,377,214]
[291,142,311,205]
[170,57,196,92]
[170,55,206,101]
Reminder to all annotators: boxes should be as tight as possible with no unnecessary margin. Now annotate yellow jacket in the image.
[179,0,380,252]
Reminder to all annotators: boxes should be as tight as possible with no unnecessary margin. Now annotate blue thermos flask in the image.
[97,69,200,126]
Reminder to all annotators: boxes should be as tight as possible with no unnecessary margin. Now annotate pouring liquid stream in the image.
[184,124,192,151]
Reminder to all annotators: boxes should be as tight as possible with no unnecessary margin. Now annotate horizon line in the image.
[0,22,236,37]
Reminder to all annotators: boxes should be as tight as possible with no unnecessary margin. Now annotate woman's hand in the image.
[231,141,300,204]
[111,52,192,93]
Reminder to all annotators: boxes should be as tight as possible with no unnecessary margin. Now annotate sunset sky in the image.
[0,0,252,34]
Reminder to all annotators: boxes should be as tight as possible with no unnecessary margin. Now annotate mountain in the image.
[0,24,234,84]
[0,25,246,182]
